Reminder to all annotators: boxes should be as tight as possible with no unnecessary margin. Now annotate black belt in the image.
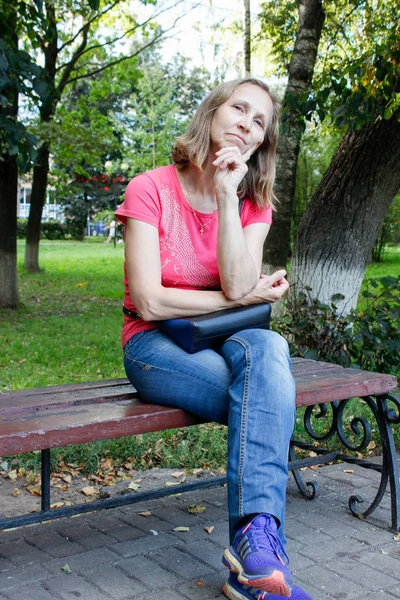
[122,306,141,319]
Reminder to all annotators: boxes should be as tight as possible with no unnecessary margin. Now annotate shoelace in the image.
[243,521,290,566]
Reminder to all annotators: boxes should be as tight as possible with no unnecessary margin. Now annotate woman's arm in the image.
[125,218,287,321]
[214,146,269,299]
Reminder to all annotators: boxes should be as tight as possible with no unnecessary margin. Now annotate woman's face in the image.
[210,83,273,157]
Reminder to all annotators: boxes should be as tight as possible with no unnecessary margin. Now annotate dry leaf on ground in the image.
[173,526,190,532]
[81,486,96,496]
[188,504,206,514]
[204,526,214,534]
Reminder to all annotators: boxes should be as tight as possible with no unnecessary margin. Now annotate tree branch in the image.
[57,23,91,93]
[55,0,187,74]
[59,2,201,90]
[57,0,121,53]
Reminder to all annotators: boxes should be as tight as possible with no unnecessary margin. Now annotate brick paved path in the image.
[0,462,399,599]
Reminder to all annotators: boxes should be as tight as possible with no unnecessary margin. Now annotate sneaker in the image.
[222,514,292,597]
[223,572,314,600]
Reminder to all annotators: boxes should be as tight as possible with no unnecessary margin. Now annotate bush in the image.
[274,275,400,374]
[41,221,65,240]
[17,218,28,239]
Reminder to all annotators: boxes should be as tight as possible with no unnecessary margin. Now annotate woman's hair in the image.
[171,77,280,210]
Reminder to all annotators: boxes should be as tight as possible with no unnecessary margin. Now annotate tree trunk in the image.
[24,143,50,271]
[263,0,324,271]
[244,0,251,76]
[24,0,57,272]
[0,155,19,308]
[290,115,400,314]
[0,19,19,308]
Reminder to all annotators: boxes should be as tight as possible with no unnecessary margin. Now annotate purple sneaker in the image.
[223,572,314,600]
[222,514,292,597]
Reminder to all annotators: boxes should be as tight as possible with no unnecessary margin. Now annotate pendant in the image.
[200,228,204,235]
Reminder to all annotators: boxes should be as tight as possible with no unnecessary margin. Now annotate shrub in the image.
[17,218,28,239]
[41,221,65,240]
[274,275,400,374]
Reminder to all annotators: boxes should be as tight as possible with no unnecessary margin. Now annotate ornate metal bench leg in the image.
[289,442,320,500]
[41,449,51,512]
[349,394,400,532]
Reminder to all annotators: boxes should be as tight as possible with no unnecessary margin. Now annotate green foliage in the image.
[41,221,65,240]
[17,218,28,239]
[373,194,400,261]
[17,218,65,239]
[275,275,400,375]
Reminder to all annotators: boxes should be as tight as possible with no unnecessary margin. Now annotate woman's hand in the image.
[213,144,258,197]
[244,270,289,305]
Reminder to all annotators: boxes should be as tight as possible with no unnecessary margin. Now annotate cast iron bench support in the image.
[0,358,398,532]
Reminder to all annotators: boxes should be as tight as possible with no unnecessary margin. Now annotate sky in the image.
[135,0,265,79]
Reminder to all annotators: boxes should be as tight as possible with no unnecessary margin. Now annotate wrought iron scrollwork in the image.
[304,401,338,441]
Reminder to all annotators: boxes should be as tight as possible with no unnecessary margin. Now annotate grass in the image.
[1,240,399,474]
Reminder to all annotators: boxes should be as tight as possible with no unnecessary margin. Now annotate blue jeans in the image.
[123,327,295,544]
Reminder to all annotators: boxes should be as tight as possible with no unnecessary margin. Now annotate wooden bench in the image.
[1,358,399,532]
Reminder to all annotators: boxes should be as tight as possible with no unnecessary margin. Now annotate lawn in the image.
[0,240,399,473]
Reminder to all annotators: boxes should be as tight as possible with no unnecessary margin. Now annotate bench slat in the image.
[0,359,397,457]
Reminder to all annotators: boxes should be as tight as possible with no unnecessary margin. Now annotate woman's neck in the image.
[180,159,218,213]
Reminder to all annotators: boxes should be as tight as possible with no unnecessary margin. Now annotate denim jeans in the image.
[123,327,296,544]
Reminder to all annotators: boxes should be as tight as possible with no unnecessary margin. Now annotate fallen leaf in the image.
[75,282,87,288]
[11,488,21,497]
[165,478,185,487]
[188,504,206,514]
[394,533,400,542]
[138,511,152,517]
[128,482,141,491]
[149,530,159,536]
[204,526,214,534]
[171,471,185,478]
[60,474,72,484]
[101,458,114,471]
[51,502,65,509]
[81,486,96,496]
[197,578,204,586]
[193,468,203,475]
[344,470,354,474]
[8,470,17,481]
[173,526,190,532]
[27,486,41,496]
[61,564,73,574]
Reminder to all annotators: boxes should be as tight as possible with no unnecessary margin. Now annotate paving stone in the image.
[2,583,55,600]
[298,536,370,564]
[178,570,226,599]
[295,564,365,598]
[0,557,13,573]
[118,555,181,588]
[387,585,400,598]
[111,532,182,558]
[86,515,145,542]
[0,539,49,566]
[150,546,215,579]
[43,547,118,577]
[134,590,188,600]
[285,519,334,546]
[173,539,224,569]
[152,506,208,527]
[329,556,399,591]
[25,530,83,559]
[353,549,400,581]
[0,564,50,591]
[171,520,229,546]
[84,564,146,599]
[129,513,178,534]
[44,573,109,600]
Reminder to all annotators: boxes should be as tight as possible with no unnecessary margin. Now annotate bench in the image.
[1,358,399,532]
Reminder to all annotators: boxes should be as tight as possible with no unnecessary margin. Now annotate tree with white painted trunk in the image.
[290,14,400,314]
[291,113,400,314]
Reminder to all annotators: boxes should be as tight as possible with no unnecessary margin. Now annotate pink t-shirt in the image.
[115,164,272,347]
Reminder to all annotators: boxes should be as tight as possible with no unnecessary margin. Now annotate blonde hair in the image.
[172,78,280,210]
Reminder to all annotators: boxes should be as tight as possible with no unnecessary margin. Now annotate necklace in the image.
[183,171,218,235]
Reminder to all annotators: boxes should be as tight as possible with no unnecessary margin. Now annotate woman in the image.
[115,78,313,600]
